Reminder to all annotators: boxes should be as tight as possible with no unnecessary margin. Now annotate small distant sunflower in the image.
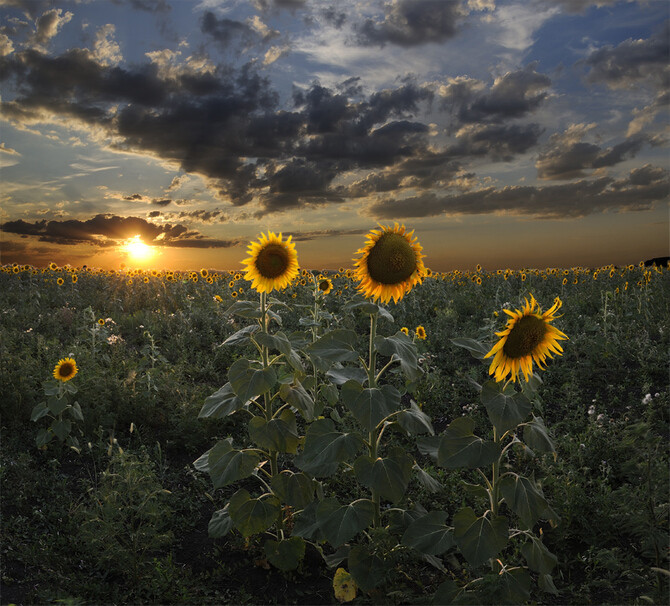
[49,262,58,271]
[400,327,409,336]
[71,274,78,283]
[415,326,427,340]
[97,318,105,326]
[317,278,333,295]
[484,294,568,383]
[57,277,64,286]
[242,231,299,294]
[53,357,78,382]
[353,223,425,304]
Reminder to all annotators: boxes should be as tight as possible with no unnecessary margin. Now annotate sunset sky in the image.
[1,0,668,271]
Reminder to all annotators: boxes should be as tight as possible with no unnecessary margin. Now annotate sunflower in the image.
[317,278,333,295]
[57,277,64,286]
[242,231,299,294]
[53,357,78,382]
[97,318,105,326]
[400,327,409,336]
[353,223,425,304]
[415,326,427,340]
[484,294,568,383]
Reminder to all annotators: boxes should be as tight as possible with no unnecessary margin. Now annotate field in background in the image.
[1,261,668,605]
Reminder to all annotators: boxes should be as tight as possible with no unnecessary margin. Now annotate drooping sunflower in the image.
[53,357,78,382]
[242,231,299,294]
[484,294,568,383]
[353,223,425,304]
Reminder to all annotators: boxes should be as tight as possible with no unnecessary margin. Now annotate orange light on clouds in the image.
[121,235,157,265]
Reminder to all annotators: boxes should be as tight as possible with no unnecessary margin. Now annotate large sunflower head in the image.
[353,223,426,304]
[484,294,568,383]
[53,357,78,382]
[241,231,299,294]
[317,277,333,295]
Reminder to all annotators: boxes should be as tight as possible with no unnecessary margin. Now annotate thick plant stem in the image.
[260,292,278,478]
[367,313,381,528]
[490,426,501,518]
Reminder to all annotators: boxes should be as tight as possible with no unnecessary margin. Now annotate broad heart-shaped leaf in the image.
[341,381,400,431]
[316,498,375,547]
[521,536,558,575]
[306,329,359,370]
[413,463,442,493]
[295,418,363,477]
[208,504,234,538]
[416,435,442,461]
[396,401,434,435]
[453,507,508,567]
[264,537,305,571]
[480,380,532,435]
[248,409,299,454]
[199,382,245,419]
[348,544,387,592]
[451,337,490,360]
[255,330,304,372]
[47,395,69,416]
[374,331,421,381]
[353,447,413,503]
[271,471,315,508]
[208,439,260,488]
[499,473,549,529]
[326,366,368,386]
[523,415,555,453]
[401,511,455,556]
[225,300,262,319]
[30,401,50,422]
[344,300,393,323]
[490,567,531,604]
[279,381,315,421]
[52,418,71,441]
[228,489,281,538]
[437,417,500,469]
[69,401,84,421]
[222,324,259,346]
[291,500,323,541]
[228,358,276,403]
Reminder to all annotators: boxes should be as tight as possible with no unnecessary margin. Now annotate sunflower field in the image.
[1,229,669,605]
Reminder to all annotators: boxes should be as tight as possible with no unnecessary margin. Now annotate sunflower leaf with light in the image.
[195,231,314,574]
[31,357,84,453]
[298,223,437,595]
[413,294,568,602]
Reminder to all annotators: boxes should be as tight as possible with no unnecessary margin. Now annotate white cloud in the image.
[94,24,122,66]
[493,3,560,51]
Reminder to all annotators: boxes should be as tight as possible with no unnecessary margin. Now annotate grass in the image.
[1,262,668,604]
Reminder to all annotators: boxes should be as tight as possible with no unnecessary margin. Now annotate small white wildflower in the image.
[596,413,605,423]
[588,405,596,416]
[642,393,652,405]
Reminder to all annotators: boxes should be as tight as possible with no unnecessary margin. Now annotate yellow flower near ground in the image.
[484,294,568,383]
[53,357,78,382]
[353,223,425,304]
[97,318,105,326]
[242,231,299,294]
[400,327,409,336]
[333,568,357,603]
[415,325,427,340]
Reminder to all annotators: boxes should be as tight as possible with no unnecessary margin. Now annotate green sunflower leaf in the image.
[521,536,558,575]
[279,381,315,421]
[228,489,281,538]
[523,415,555,453]
[306,329,359,370]
[228,358,276,403]
[353,447,413,503]
[396,401,434,435]
[208,439,260,488]
[248,410,299,454]
[264,537,305,571]
[348,544,388,592]
[374,331,421,380]
[453,507,508,567]
[437,417,500,469]
[480,380,532,435]
[199,382,245,418]
[401,511,455,556]
[225,300,263,319]
[316,498,375,547]
[295,418,363,477]
[451,337,490,359]
[271,471,315,509]
[499,473,549,529]
[208,504,234,539]
[341,381,399,431]
[222,324,259,346]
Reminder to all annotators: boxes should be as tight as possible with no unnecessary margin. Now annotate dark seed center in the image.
[502,315,547,359]
[255,244,289,279]
[319,280,330,291]
[59,363,74,377]
[366,233,416,285]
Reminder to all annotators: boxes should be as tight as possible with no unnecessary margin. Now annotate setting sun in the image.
[122,235,156,264]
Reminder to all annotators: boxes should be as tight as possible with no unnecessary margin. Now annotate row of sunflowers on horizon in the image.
[27,223,582,385]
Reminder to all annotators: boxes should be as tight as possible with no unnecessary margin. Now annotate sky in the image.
[0,0,668,271]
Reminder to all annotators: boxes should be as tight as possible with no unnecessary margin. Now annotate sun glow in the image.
[122,235,156,264]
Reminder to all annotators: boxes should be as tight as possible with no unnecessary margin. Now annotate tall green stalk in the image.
[367,312,381,528]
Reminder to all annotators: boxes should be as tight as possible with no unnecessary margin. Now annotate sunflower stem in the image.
[367,312,381,528]
[491,426,501,517]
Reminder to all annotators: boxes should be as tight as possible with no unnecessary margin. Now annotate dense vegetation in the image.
[1,261,668,605]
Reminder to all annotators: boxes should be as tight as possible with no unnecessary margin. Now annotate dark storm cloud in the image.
[367,165,669,219]
[449,123,544,160]
[0,214,235,248]
[537,129,651,180]
[201,11,257,47]
[322,6,347,29]
[584,21,670,90]
[355,0,463,47]
[111,0,171,13]
[123,193,144,200]
[440,64,552,125]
